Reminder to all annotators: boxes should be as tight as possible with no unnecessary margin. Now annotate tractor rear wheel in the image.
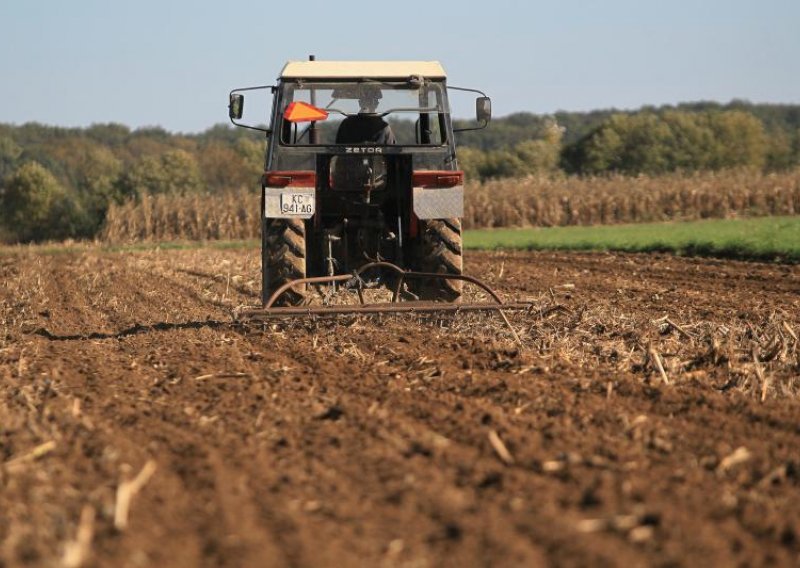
[412,218,463,302]
[263,218,307,306]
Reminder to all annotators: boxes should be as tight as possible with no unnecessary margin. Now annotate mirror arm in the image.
[229,85,275,134]
[447,85,491,131]
[447,85,488,97]
[230,120,272,136]
[453,120,489,133]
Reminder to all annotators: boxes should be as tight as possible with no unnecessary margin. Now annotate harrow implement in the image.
[236,262,530,344]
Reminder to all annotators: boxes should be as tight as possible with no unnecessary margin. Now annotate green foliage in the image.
[75,146,124,232]
[0,136,23,181]
[0,162,86,242]
[456,147,486,181]
[517,120,564,171]
[706,111,767,170]
[0,122,269,243]
[1,162,62,232]
[455,101,800,164]
[117,149,203,196]
[460,119,563,181]
[765,129,798,170]
[562,110,767,175]
[234,138,265,167]
[455,113,555,151]
[0,100,798,243]
[197,139,264,192]
[84,123,131,147]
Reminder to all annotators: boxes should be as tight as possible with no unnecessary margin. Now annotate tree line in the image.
[454,101,800,179]
[1,100,799,243]
[0,123,263,242]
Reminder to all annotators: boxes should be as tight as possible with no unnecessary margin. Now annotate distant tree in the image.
[84,123,131,147]
[481,149,528,179]
[0,162,83,242]
[117,149,203,196]
[458,119,563,181]
[75,146,124,230]
[233,138,266,188]
[14,139,71,183]
[121,136,173,162]
[456,146,485,182]
[764,129,796,170]
[706,111,767,170]
[132,126,171,140]
[197,142,261,192]
[160,149,203,193]
[513,119,563,173]
[562,110,767,175]
[455,112,553,151]
[0,136,22,181]
[234,138,265,170]
[196,123,265,145]
[793,128,800,166]
[171,136,199,154]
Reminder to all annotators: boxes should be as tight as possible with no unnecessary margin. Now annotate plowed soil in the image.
[1,247,799,567]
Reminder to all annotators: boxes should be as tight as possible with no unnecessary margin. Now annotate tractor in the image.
[229,58,515,318]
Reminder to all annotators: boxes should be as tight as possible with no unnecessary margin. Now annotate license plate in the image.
[280,192,314,216]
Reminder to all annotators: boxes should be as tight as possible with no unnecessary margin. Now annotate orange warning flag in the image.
[283,101,329,123]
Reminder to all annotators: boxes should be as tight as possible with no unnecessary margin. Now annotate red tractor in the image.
[229,58,510,318]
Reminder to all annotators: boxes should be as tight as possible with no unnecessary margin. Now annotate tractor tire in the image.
[413,218,463,302]
[264,218,307,306]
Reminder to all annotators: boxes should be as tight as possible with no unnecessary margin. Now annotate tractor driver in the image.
[335,86,396,145]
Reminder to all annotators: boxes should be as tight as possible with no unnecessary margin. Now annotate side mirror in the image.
[476,96,492,123]
[229,93,244,120]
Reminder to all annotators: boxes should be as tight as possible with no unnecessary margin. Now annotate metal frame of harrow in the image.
[237,262,529,345]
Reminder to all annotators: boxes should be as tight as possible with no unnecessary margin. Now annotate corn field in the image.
[464,169,800,228]
[103,190,261,243]
[102,168,800,242]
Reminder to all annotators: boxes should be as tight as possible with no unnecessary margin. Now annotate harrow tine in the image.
[238,301,534,319]
[263,261,508,309]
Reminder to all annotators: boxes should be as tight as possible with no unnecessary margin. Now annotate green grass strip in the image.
[3,217,799,263]
[464,216,800,262]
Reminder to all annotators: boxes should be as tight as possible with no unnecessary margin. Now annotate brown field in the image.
[1,247,799,567]
[100,169,800,243]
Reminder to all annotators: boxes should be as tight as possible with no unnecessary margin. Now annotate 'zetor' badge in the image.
[280,193,314,215]
[345,147,383,154]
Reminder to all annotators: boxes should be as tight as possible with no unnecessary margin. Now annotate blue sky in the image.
[1,0,798,132]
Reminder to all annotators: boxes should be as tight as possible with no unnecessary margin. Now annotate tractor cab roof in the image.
[279,60,447,80]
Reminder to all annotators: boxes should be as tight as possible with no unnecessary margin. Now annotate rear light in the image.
[412,170,464,188]
[264,170,316,187]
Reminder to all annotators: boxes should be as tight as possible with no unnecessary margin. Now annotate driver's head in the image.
[358,85,381,114]
[358,95,379,114]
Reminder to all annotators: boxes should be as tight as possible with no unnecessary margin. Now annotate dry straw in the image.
[101,169,800,243]
[103,189,261,243]
[463,169,800,229]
